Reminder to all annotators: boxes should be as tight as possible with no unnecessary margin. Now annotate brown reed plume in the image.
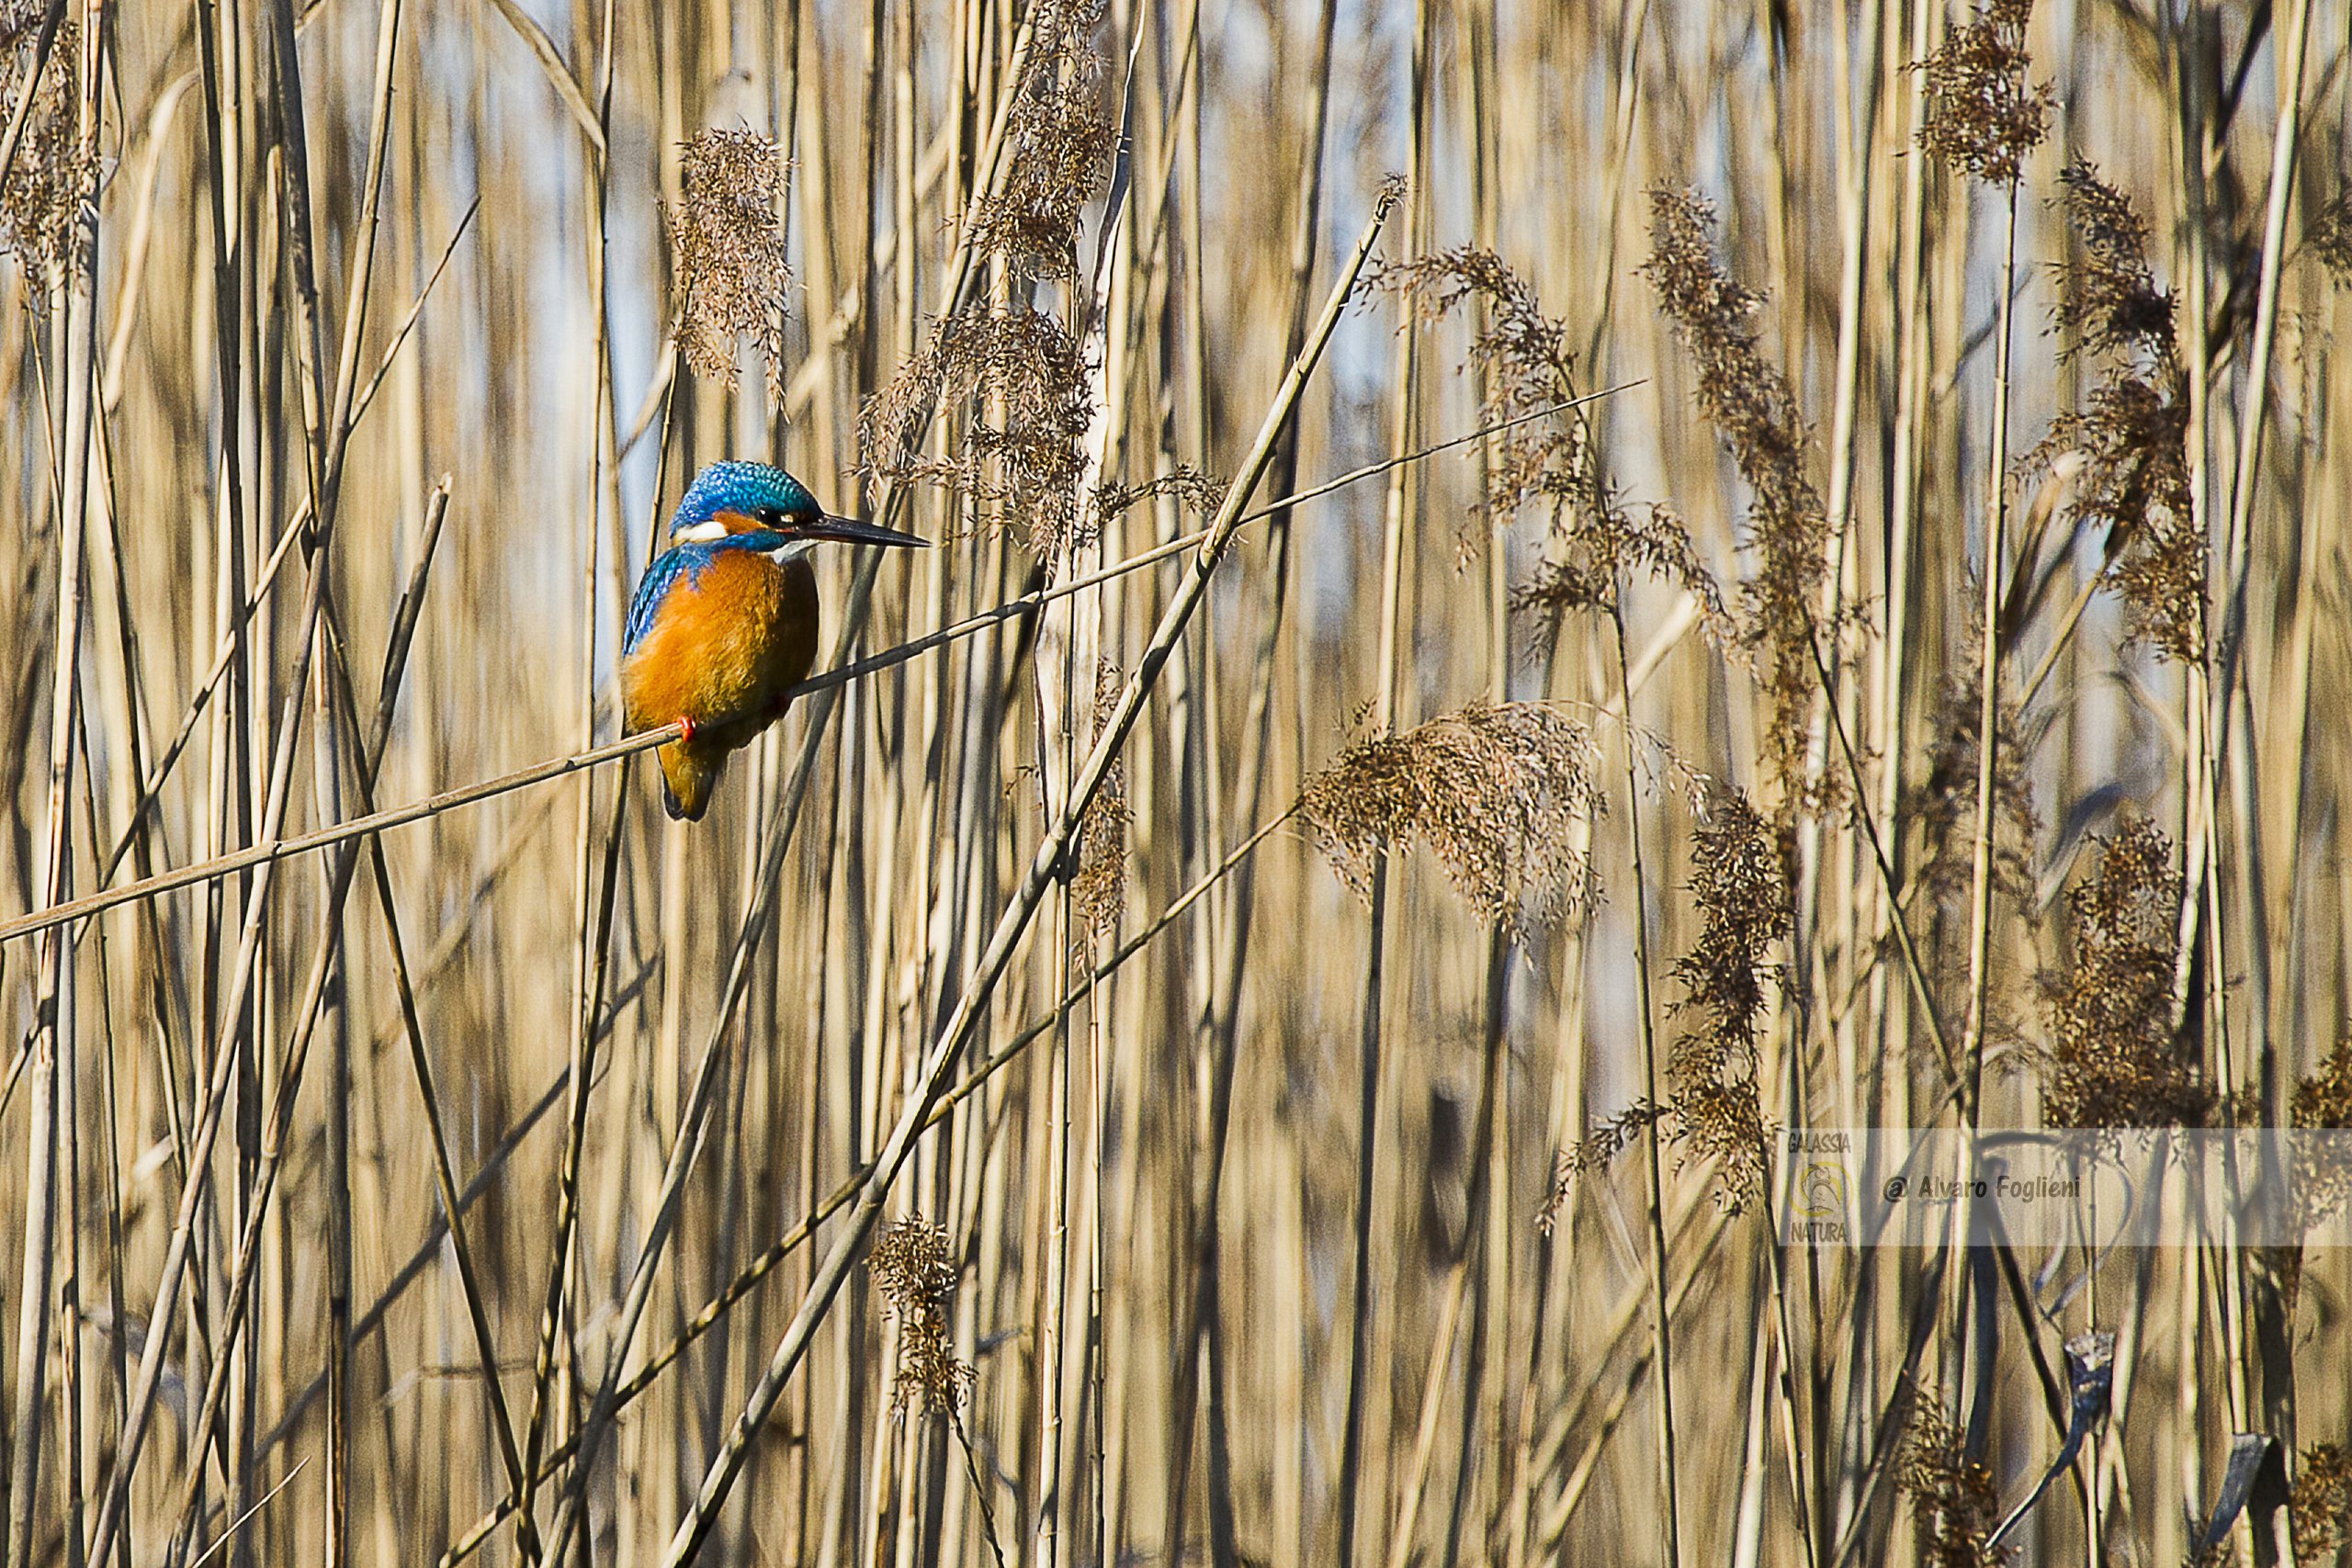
[1069,657,1130,942]
[2293,1039,2352,1228]
[1914,0,2049,186]
[0,18,87,285]
[2024,164,2203,664]
[1544,784,1786,1219]
[667,127,792,399]
[861,307,1094,558]
[968,0,1112,277]
[1916,662,2040,906]
[856,0,1105,558]
[859,0,1108,561]
[2035,816,2211,1128]
[1295,700,1600,935]
[1641,188,1841,813]
[1662,788,1785,1206]
[1091,464,1226,527]
[2314,193,2352,288]
[1899,1400,2014,1568]
[870,1215,973,1416]
[2291,1443,2352,1562]
[1372,245,1728,633]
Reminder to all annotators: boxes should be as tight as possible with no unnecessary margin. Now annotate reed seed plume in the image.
[2293,1040,2352,1229]
[1661,788,1785,1208]
[2295,1041,2352,1132]
[2314,193,2352,288]
[967,0,1112,277]
[1899,1401,2014,1568]
[1091,464,1227,525]
[1295,700,1600,934]
[1917,661,2039,907]
[1069,657,1130,942]
[871,1216,972,1416]
[1374,245,1729,635]
[2048,163,2175,362]
[1913,0,2049,186]
[1642,188,1840,814]
[861,307,1096,558]
[860,0,1107,560]
[668,128,793,399]
[2027,164,2204,663]
[0,19,86,286]
[2291,1443,2352,1562]
[1544,784,1785,1221]
[2036,817,2210,1129]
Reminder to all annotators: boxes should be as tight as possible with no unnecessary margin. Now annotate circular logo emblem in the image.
[1794,1160,1849,1220]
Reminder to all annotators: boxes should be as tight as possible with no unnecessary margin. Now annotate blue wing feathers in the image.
[624,533,797,655]
[624,550,691,654]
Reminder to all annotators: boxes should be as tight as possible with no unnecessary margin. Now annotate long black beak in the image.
[807,513,928,548]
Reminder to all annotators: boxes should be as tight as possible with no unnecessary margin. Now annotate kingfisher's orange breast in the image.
[620,550,820,745]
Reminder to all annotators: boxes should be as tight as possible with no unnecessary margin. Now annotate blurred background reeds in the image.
[2,0,2350,1564]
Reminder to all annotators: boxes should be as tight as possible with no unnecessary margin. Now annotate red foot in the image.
[676,715,698,742]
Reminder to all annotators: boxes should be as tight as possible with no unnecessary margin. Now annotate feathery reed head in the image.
[2026,164,2203,663]
[1913,0,2049,186]
[1544,784,1786,1224]
[1295,701,1599,933]
[0,19,89,287]
[1663,788,1788,1209]
[2292,1443,2352,1562]
[2292,1040,2352,1229]
[2296,1041,2352,1132]
[860,308,1095,558]
[2050,163,2175,361]
[2036,817,2210,1128]
[968,0,1112,276]
[1371,245,1729,635]
[1069,659,1131,942]
[871,1216,972,1416]
[2311,193,2352,288]
[1642,187,1839,816]
[1091,465,1227,526]
[1899,1401,2014,1568]
[668,128,793,399]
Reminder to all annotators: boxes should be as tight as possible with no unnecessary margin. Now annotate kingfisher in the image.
[621,460,924,821]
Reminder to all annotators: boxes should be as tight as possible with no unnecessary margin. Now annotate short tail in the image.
[657,740,727,822]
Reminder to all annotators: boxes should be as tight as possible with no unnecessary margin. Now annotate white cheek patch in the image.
[674,520,731,544]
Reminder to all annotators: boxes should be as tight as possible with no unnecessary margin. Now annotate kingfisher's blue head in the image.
[668,460,925,550]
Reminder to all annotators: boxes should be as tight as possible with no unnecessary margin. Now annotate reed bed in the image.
[2,1,2349,1565]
